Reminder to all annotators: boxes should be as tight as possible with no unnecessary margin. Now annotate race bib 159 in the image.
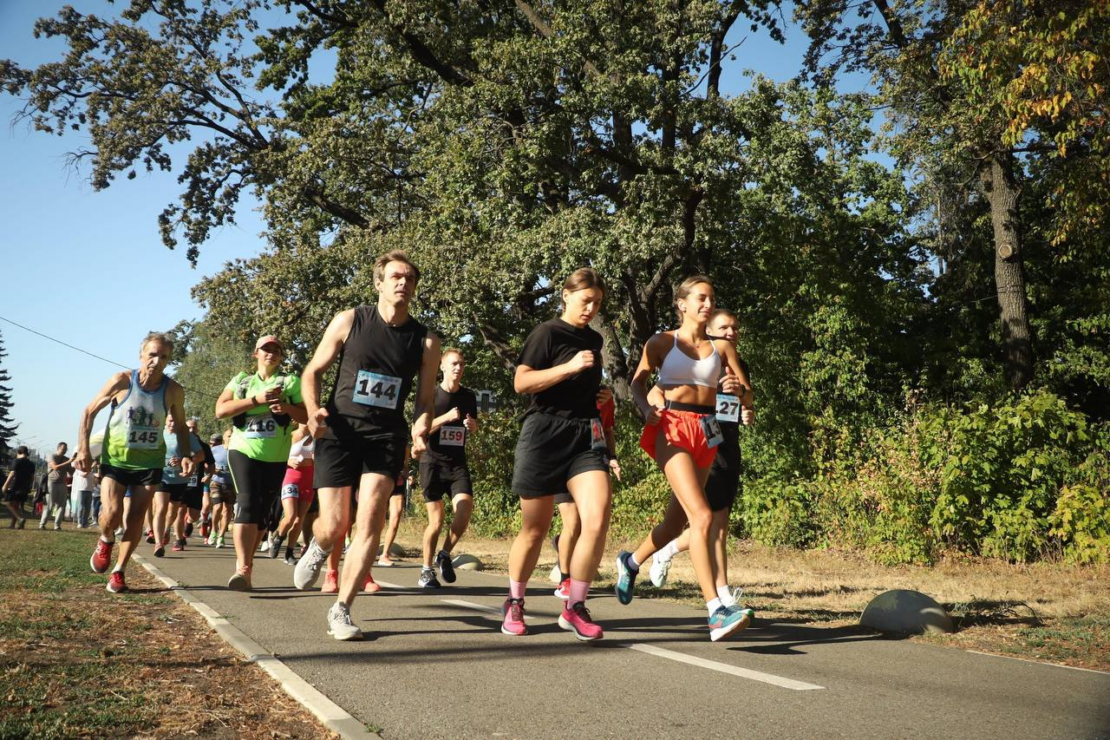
[440,426,466,447]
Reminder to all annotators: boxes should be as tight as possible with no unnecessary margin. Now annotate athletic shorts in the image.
[228,450,287,527]
[160,482,189,504]
[419,459,472,502]
[183,486,204,511]
[511,413,608,499]
[392,471,406,497]
[209,478,235,505]
[100,463,162,489]
[640,409,719,469]
[704,434,741,512]
[281,465,315,505]
[314,431,406,489]
[3,486,29,504]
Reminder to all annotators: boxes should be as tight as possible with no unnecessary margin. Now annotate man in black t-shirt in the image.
[417,349,480,588]
[2,446,36,527]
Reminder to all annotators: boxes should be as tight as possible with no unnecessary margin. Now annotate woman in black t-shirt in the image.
[502,268,612,642]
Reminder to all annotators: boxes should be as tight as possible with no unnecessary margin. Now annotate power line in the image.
[0,314,222,400]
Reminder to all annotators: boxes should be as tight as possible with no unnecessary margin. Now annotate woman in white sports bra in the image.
[618,275,755,642]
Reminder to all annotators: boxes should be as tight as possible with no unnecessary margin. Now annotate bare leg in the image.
[422,501,445,568]
[655,439,716,602]
[151,491,171,546]
[565,471,612,582]
[117,487,155,571]
[508,497,556,582]
[337,474,392,606]
[233,523,259,571]
[557,501,580,576]
[276,497,298,537]
[632,493,689,565]
[442,494,472,554]
[378,495,403,564]
[287,498,312,553]
[710,508,731,589]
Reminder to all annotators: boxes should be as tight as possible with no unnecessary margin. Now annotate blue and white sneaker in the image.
[708,605,752,642]
[614,551,638,605]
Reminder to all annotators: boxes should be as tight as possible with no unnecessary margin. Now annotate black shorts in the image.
[184,486,204,511]
[100,463,162,489]
[511,413,608,499]
[314,431,407,489]
[228,450,287,526]
[553,492,573,506]
[419,459,473,502]
[705,435,741,512]
[160,482,189,503]
[3,487,29,504]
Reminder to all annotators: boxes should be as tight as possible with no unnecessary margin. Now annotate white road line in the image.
[440,599,823,690]
[966,650,1110,676]
[626,644,825,691]
[372,578,404,590]
[441,598,532,620]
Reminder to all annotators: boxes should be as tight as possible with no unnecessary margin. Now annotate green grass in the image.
[1007,615,1110,664]
[0,530,167,738]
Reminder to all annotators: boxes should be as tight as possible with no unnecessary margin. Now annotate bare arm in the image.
[301,309,355,438]
[631,334,668,424]
[717,341,753,407]
[74,371,131,473]
[514,350,595,395]
[166,382,194,475]
[215,387,264,419]
[410,332,443,458]
[1,470,14,493]
[428,407,462,434]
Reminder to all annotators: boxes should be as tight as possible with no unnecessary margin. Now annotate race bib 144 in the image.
[353,371,401,409]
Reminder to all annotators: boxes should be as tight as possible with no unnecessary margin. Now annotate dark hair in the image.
[16,445,28,455]
[374,250,420,284]
[710,308,736,323]
[562,267,607,299]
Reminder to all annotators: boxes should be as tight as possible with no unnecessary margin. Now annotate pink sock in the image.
[509,579,527,600]
[567,579,590,607]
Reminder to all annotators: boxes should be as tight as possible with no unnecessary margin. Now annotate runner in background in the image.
[207,433,234,548]
[272,424,315,564]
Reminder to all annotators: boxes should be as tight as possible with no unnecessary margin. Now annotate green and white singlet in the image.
[101,369,169,471]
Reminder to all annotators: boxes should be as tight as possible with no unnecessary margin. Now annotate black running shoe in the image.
[435,550,456,584]
[418,568,441,589]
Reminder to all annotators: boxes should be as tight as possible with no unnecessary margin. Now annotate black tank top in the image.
[326,305,427,436]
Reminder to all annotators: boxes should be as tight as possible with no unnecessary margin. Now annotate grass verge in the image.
[0,528,337,739]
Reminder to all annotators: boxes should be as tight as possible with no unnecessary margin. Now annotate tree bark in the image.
[979,151,1034,390]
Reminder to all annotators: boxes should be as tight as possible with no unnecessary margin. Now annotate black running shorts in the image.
[704,433,741,513]
[419,459,472,503]
[100,463,162,488]
[511,413,608,499]
[227,450,287,526]
[313,430,406,489]
[159,482,189,503]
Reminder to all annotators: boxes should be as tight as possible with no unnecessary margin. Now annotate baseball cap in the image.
[254,335,284,352]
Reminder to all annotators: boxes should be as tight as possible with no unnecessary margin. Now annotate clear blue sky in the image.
[0,1,871,459]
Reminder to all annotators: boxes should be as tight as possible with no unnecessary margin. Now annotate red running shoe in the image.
[363,572,381,594]
[90,539,113,574]
[145,530,155,544]
[501,598,527,636]
[172,538,186,552]
[106,571,126,593]
[559,601,603,642]
[554,577,571,600]
[321,569,339,594]
[201,520,211,539]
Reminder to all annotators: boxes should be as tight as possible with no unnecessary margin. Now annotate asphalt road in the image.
[142,542,1110,739]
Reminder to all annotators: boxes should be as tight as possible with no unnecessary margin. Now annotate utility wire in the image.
[0,314,222,400]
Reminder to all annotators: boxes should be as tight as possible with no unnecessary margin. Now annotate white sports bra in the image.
[289,435,314,461]
[657,333,721,388]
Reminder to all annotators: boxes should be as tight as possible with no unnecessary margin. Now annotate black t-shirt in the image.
[192,441,214,489]
[426,385,479,464]
[517,318,603,420]
[11,458,35,491]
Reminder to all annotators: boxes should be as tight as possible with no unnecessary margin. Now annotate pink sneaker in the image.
[559,601,603,641]
[321,569,339,594]
[554,577,571,600]
[501,598,527,636]
[362,572,381,594]
[106,571,126,593]
[90,539,113,574]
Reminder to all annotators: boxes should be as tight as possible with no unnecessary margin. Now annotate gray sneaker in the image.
[418,567,441,589]
[294,539,331,590]
[269,534,284,559]
[327,602,363,641]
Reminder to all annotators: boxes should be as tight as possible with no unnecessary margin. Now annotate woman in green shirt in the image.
[215,335,307,590]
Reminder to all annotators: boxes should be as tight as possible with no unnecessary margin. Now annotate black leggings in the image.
[228,450,287,526]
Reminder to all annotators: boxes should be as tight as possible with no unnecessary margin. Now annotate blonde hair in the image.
[373,250,420,284]
[441,347,464,362]
[674,275,714,318]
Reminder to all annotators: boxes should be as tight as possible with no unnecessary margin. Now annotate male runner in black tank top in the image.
[295,250,442,641]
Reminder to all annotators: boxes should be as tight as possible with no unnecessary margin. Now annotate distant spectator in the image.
[41,442,72,530]
[71,463,97,528]
[1,446,34,528]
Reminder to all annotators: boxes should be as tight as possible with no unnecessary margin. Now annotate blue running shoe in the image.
[708,605,752,642]
[614,551,637,605]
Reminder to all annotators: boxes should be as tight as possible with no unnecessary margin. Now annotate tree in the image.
[0,330,18,466]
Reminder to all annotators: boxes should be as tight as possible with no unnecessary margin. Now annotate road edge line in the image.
[133,554,378,739]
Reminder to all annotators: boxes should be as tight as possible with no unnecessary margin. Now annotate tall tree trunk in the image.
[979,151,1034,390]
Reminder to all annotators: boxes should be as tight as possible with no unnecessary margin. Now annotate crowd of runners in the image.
[6,250,757,645]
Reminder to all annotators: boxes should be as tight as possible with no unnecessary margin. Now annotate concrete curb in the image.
[132,554,377,739]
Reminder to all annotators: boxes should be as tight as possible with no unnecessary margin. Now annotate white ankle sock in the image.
[717,585,735,606]
[707,597,724,617]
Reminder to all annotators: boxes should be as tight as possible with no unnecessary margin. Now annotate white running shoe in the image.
[327,602,363,641]
[260,539,271,553]
[294,539,330,590]
[649,553,672,588]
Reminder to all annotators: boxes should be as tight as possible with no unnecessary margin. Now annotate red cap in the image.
[254,335,284,352]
